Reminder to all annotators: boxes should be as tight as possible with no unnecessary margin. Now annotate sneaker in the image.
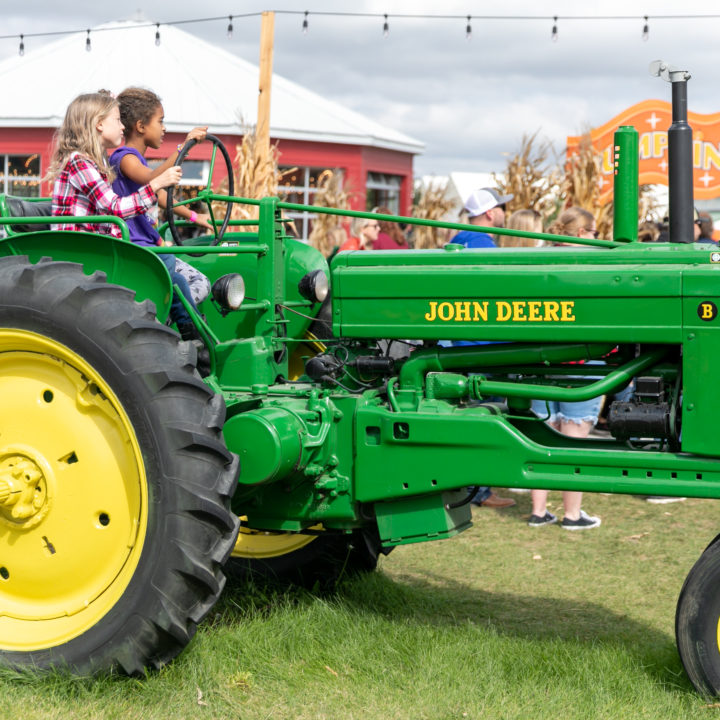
[645,496,686,504]
[528,511,557,527]
[561,510,601,530]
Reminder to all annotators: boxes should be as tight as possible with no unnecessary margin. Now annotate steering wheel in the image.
[166,133,235,246]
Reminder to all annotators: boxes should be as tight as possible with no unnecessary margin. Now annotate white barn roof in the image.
[0,20,424,155]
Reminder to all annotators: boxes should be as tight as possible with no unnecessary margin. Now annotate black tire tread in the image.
[676,540,720,695]
[0,257,239,675]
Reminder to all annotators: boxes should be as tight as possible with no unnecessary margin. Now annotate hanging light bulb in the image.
[642,16,649,41]
[155,23,161,46]
[466,15,472,40]
[227,15,233,39]
[85,29,91,52]
[382,14,389,37]
[551,16,558,42]
[18,34,24,57]
[302,11,309,34]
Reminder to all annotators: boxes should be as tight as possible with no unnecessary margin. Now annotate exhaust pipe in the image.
[650,61,694,243]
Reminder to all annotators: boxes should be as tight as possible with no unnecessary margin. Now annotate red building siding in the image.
[0,128,416,216]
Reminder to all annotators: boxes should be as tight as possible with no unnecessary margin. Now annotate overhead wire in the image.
[2,10,718,44]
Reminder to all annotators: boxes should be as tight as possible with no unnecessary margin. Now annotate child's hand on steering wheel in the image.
[192,212,213,230]
[184,126,208,146]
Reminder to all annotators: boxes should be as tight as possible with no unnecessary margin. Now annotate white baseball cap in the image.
[464,187,514,218]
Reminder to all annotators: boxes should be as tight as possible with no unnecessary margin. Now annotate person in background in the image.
[547,207,598,244]
[527,206,602,530]
[499,208,544,247]
[339,215,380,252]
[697,212,716,244]
[656,211,706,243]
[655,217,670,243]
[451,187,513,248]
[638,221,661,243]
[374,205,410,250]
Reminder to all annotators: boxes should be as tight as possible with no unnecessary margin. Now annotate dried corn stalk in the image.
[493,131,562,225]
[308,170,353,256]
[559,132,613,237]
[411,179,454,249]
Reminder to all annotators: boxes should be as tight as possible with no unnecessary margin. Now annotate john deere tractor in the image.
[2,62,720,695]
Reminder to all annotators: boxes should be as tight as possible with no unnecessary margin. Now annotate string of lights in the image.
[2,9,720,54]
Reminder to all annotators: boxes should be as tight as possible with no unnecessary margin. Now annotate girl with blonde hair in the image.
[498,208,544,247]
[50,91,181,238]
[547,206,598,243]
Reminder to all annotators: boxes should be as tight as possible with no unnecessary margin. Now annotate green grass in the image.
[6,492,720,719]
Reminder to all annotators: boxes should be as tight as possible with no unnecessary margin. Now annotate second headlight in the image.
[298,269,328,303]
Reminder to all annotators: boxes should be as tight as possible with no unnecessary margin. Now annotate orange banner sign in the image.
[567,99,720,203]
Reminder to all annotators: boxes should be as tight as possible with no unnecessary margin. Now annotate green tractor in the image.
[2,62,720,695]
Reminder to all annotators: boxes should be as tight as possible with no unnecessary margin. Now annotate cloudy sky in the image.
[1,0,718,177]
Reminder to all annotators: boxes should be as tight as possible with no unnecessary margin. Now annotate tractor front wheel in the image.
[0,257,238,675]
[676,538,720,695]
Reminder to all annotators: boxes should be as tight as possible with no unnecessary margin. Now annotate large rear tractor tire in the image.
[676,539,720,695]
[0,257,239,675]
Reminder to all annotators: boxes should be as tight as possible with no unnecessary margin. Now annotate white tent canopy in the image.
[0,20,424,155]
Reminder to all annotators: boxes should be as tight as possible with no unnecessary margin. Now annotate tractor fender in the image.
[0,230,172,322]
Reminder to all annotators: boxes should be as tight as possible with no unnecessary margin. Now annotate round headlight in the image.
[212,273,245,311]
[298,269,329,303]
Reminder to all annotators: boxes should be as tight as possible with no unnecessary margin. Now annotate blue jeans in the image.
[531,397,603,425]
[469,486,492,503]
[531,359,604,425]
[159,254,197,326]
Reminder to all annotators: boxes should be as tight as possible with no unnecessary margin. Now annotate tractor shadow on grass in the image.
[338,568,691,692]
[219,567,690,694]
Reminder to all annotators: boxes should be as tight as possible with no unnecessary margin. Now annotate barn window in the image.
[366,172,402,214]
[278,165,338,240]
[0,154,42,197]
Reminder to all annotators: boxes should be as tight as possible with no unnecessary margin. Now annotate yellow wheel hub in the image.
[0,453,50,528]
[0,330,147,653]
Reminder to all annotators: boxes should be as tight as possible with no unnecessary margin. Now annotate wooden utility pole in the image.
[257,11,275,164]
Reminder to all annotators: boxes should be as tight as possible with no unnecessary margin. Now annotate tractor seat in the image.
[4,196,53,233]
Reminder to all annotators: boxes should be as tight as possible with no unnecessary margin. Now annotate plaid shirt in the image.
[52,153,156,238]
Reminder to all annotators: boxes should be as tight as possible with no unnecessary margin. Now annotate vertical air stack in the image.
[613,126,639,242]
